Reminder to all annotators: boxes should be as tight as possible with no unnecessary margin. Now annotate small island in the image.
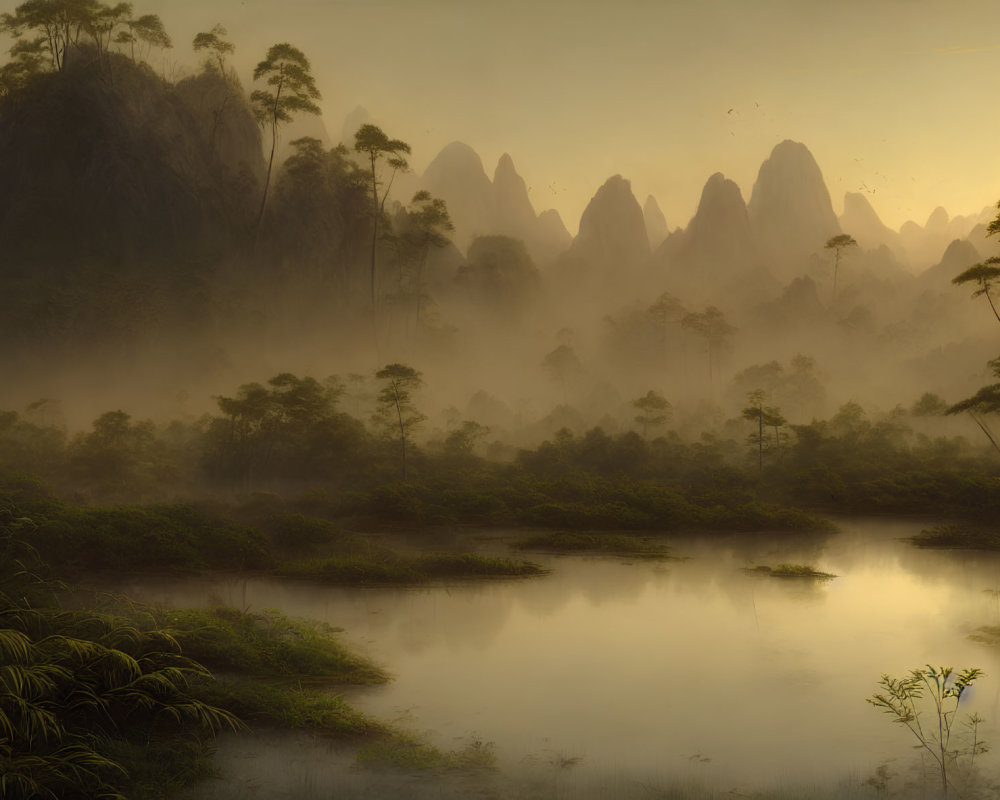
[743,563,837,579]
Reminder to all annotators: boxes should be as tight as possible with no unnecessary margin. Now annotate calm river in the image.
[109,519,1000,798]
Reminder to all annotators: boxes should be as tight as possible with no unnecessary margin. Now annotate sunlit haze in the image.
[5,1,1000,795]
[154,0,1000,232]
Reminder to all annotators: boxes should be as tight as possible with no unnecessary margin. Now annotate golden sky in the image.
[22,0,1000,233]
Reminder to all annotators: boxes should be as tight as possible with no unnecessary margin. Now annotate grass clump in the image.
[194,678,383,737]
[101,736,219,799]
[910,524,1000,550]
[414,552,545,578]
[278,552,545,584]
[513,530,671,557]
[0,516,245,800]
[356,732,496,772]
[278,554,420,583]
[2,490,273,575]
[745,563,837,579]
[146,605,389,683]
[265,512,386,558]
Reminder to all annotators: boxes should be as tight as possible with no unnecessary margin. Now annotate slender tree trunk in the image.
[985,288,1000,326]
[209,90,234,152]
[968,411,1000,455]
[937,690,948,799]
[392,382,407,482]
[254,118,278,248]
[757,411,763,473]
[833,250,841,300]
[367,153,383,357]
[369,152,379,307]
[253,78,283,251]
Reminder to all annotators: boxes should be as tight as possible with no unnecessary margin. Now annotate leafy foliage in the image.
[373,363,425,482]
[953,258,1000,325]
[0,488,271,574]
[250,42,321,238]
[824,233,857,298]
[681,306,736,382]
[192,23,233,74]
[204,373,367,490]
[633,390,671,439]
[265,138,371,305]
[354,123,411,309]
[868,666,988,798]
[0,511,242,799]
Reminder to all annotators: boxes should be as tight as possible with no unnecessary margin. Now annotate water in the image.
[108,519,1000,796]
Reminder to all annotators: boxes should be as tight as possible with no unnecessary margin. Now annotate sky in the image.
[13,0,1000,234]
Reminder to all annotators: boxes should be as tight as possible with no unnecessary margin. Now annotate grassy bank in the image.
[277,552,546,583]
[910,524,1000,550]
[512,530,672,557]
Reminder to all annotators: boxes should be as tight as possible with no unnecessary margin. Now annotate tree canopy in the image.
[250,42,321,240]
[0,0,170,73]
[824,233,857,299]
[192,22,233,74]
[953,258,1000,325]
[681,306,736,382]
[373,363,425,482]
[354,123,412,309]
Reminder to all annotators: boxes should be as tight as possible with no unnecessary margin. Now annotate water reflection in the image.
[110,519,1000,792]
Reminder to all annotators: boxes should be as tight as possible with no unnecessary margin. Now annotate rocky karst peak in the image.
[748,139,840,271]
[572,174,650,269]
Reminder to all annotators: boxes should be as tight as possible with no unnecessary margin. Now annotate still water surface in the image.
[111,519,1000,795]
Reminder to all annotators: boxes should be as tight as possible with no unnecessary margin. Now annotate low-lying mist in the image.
[2,19,998,454]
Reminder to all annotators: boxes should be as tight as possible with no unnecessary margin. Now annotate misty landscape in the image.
[2,1,1000,798]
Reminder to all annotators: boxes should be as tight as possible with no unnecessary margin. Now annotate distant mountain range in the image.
[395,133,993,282]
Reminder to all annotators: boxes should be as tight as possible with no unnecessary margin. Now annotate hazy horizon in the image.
[2,0,999,434]
[73,0,1000,235]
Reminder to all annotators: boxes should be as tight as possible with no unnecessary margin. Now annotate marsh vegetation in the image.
[77,520,996,799]
[4,3,1000,798]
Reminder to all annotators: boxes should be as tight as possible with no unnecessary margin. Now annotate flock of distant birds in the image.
[723,103,895,197]
[522,100,915,220]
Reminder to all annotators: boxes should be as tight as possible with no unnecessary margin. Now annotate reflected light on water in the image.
[111,518,1000,793]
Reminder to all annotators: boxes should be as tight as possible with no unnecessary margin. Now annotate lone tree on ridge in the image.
[824,233,857,300]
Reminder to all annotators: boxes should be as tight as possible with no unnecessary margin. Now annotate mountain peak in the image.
[747,139,840,271]
[421,142,494,249]
[572,174,650,271]
[659,172,755,286]
[495,152,516,174]
[689,173,748,233]
[840,191,903,256]
[643,194,669,249]
[843,191,878,220]
[493,152,537,239]
[427,141,487,172]
[925,206,949,231]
